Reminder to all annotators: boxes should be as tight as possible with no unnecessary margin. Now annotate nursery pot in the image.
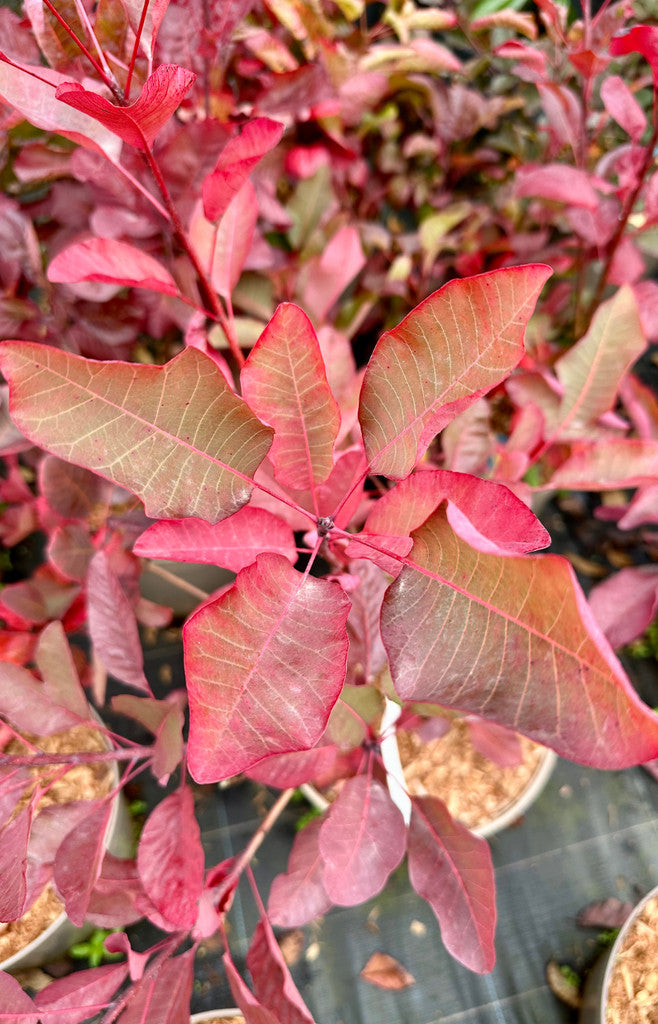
[0,715,133,973]
[190,1012,244,1023]
[579,884,658,1024]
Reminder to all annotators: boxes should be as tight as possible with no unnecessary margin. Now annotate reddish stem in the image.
[41,0,121,98]
[125,0,151,100]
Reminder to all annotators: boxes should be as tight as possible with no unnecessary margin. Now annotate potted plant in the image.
[0,1,657,1021]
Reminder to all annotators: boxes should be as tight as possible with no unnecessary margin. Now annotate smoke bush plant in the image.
[1,1,658,1020]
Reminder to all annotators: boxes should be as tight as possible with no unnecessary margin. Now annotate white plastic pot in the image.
[0,719,133,972]
[190,1012,244,1023]
[579,884,658,1024]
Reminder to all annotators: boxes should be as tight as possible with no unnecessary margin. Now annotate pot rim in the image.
[190,1011,244,1022]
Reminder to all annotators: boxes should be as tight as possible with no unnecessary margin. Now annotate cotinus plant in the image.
[1,2,658,1022]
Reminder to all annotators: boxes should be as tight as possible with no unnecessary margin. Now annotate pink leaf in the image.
[33,963,128,1024]
[465,717,523,768]
[134,507,296,571]
[362,470,549,556]
[548,439,658,489]
[35,621,90,719]
[203,117,284,221]
[190,182,257,300]
[408,795,496,973]
[55,64,196,150]
[119,0,170,62]
[184,554,350,781]
[87,551,150,693]
[0,56,122,161]
[241,304,341,491]
[137,789,204,930]
[359,266,551,478]
[247,917,316,1024]
[513,165,600,208]
[344,560,389,686]
[223,949,282,1024]
[610,25,658,83]
[0,662,86,735]
[85,854,146,928]
[302,226,366,323]
[53,800,113,926]
[601,75,647,142]
[318,775,406,905]
[48,238,179,296]
[588,566,658,649]
[116,948,194,1024]
[382,504,658,768]
[24,801,99,907]
[247,746,337,788]
[39,455,111,520]
[268,819,332,927]
[0,804,32,921]
[47,523,95,582]
[0,972,38,1024]
[0,344,273,523]
[112,694,184,782]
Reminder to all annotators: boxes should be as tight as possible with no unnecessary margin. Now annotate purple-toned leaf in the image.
[344,560,389,686]
[268,819,332,927]
[120,0,170,61]
[359,266,551,478]
[53,800,112,926]
[382,504,658,768]
[576,897,634,930]
[588,566,658,649]
[0,972,38,1024]
[466,717,523,768]
[0,56,122,161]
[116,948,194,1024]
[24,801,99,907]
[112,694,184,781]
[39,455,111,520]
[0,804,32,921]
[190,182,257,300]
[47,522,95,582]
[87,550,150,693]
[551,286,646,439]
[84,854,146,928]
[0,575,79,627]
[33,963,128,1024]
[184,553,350,781]
[247,746,338,788]
[0,344,273,523]
[408,795,496,973]
[0,662,85,735]
[513,165,600,208]
[548,440,658,489]
[203,117,284,221]
[35,621,89,718]
[247,917,316,1024]
[137,788,204,930]
[55,64,196,150]
[223,950,282,1024]
[48,238,179,296]
[318,775,406,905]
[134,506,296,571]
[362,470,549,556]
[601,75,647,141]
[241,303,341,491]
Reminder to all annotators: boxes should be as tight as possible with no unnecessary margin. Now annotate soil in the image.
[397,718,545,830]
[0,723,114,964]
[606,895,658,1024]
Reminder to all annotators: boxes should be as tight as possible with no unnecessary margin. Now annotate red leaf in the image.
[85,854,147,928]
[137,789,204,930]
[247,917,316,1024]
[47,523,95,582]
[0,56,122,161]
[190,181,257,300]
[465,718,523,768]
[55,64,196,150]
[24,801,98,908]
[513,165,600,208]
[610,25,658,83]
[343,560,389,687]
[184,553,350,781]
[53,800,113,926]
[116,948,194,1024]
[0,662,86,735]
[359,266,551,478]
[119,0,170,62]
[588,566,658,649]
[301,226,366,323]
[0,343,273,523]
[360,952,415,990]
[112,694,184,782]
[39,454,111,519]
[408,795,496,973]
[241,304,341,491]
[601,75,647,142]
[35,621,90,719]
[203,117,284,221]
[87,551,150,694]
[318,775,406,905]
[247,746,338,788]
[382,504,658,768]
[268,819,332,927]
[134,507,296,571]
[0,972,38,1024]
[48,238,179,296]
[0,804,32,921]
[33,963,128,1024]
[223,949,282,1024]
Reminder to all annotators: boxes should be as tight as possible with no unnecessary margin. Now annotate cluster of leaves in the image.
[0,1,658,1022]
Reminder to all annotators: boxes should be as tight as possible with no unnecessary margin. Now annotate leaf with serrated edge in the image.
[0,343,273,523]
[382,504,658,768]
[242,303,341,492]
[359,265,551,477]
[184,553,350,782]
[407,795,495,973]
